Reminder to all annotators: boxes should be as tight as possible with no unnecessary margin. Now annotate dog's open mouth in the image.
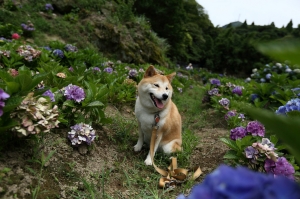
[150,93,164,109]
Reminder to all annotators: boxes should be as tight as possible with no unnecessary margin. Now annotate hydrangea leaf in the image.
[6,82,20,94]
[223,150,239,160]
[3,95,23,112]
[256,39,300,66]
[63,100,76,107]
[220,137,239,151]
[87,101,104,107]
[245,107,300,163]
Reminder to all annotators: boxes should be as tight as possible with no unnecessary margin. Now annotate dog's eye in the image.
[166,87,168,90]
[154,84,159,87]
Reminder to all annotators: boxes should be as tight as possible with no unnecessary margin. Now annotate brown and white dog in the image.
[134,65,182,165]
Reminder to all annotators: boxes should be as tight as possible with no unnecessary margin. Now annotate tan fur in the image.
[134,65,182,165]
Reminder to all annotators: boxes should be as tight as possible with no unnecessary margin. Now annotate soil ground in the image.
[0,105,229,199]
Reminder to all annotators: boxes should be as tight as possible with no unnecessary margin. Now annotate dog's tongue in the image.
[154,98,164,109]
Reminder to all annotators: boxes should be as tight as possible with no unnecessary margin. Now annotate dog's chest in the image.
[137,112,165,132]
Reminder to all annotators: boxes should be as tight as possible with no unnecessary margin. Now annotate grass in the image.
[26,83,206,199]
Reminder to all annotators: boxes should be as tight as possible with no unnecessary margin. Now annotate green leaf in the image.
[256,39,300,66]
[223,150,239,159]
[15,74,33,92]
[87,101,104,107]
[270,135,278,145]
[63,100,76,107]
[0,70,14,82]
[3,95,23,112]
[0,119,18,132]
[220,137,240,151]
[6,81,20,94]
[245,107,300,163]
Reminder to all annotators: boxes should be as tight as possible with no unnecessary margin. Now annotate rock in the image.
[78,145,88,155]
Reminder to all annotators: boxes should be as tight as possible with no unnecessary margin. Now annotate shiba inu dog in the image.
[134,65,182,165]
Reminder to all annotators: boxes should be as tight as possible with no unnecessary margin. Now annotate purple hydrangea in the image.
[275,98,300,115]
[219,98,230,108]
[69,67,74,72]
[103,67,113,74]
[93,67,100,72]
[68,123,96,146]
[208,88,219,96]
[65,44,78,52]
[45,3,54,11]
[0,89,10,117]
[64,84,85,103]
[53,49,64,58]
[210,78,221,86]
[177,165,300,199]
[129,69,138,77]
[264,157,295,180]
[230,126,247,140]
[232,86,243,96]
[21,23,35,31]
[42,90,55,102]
[224,110,236,120]
[246,121,265,137]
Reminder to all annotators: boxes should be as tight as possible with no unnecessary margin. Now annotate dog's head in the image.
[138,65,176,110]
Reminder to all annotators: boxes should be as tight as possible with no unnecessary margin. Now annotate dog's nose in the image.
[162,94,168,100]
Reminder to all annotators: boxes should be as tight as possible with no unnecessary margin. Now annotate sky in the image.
[196,0,300,28]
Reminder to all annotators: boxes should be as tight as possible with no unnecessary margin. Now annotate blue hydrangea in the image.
[275,98,300,115]
[65,44,78,52]
[266,73,272,79]
[53,49,64,58]
[250,94,259,102]
[177,165,300,199]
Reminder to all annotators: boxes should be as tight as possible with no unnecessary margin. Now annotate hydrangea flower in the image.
[0,89,10,116]
[276,98,300,115]
[69,67,74,72]
[264,157,295,180]
[245,146,259,160]
[207,88,219,96]
[8,68,19,77]
[251,138,278,161]
[177,87,183,93]
[45,3,54,11]
[129,69,138,77]
[65,44,78,52]
[260,78,266,83]
[91,67,100,72]
[53,49,64,58]
[224,110,236,120]
[64,84,85,103]
[68,123,96,146]
[230,126,247,140]
[219,98,230,108]
[246,121,265,137]
[210,78,221,86]
[42,90,55,102]
[266,73,272,79]
[43,46,52,51]
[291,88,300,97]
[232,86,243,96]
[21,21,35,31]
[103,67,113,74]
[245,77,251,82]
[177,165,300,199]
[250,93,259,102]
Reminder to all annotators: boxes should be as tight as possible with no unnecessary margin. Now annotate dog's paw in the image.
[144,157,153,166]
[134,144,142,152]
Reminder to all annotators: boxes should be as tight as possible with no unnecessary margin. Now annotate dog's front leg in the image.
[144,132,162,165]
[134,122,144,152]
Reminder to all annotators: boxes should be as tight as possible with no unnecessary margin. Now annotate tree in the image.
[286,19,293,32]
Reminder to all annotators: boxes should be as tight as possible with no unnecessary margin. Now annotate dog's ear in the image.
[166,72,176,83]
[144,65,158,78]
